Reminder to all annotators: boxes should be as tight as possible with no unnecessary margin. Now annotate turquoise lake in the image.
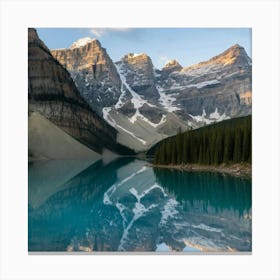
[28,158,252,252]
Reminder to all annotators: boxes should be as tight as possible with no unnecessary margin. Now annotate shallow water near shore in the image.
[28,157,252,252]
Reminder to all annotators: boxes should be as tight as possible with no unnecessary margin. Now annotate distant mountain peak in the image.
[215,44,251,66]
[164,59,180,67]
[208,44,250,65]
[183,44,251,72]
[70,37,98,49]
[162,59,182,73]
[229,43,242,49]
[122,53,150,62]
[127,53,146,58]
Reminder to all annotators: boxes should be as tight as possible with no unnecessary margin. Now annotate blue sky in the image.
[37,28,251,69]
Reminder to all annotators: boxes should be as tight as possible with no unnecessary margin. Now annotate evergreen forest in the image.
[153,116,252,166]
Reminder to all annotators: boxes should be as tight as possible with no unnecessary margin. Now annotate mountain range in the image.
[28,29,252,158]
[52,37,252,152]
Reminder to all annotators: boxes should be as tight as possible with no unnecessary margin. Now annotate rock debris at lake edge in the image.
[151,163,251,178]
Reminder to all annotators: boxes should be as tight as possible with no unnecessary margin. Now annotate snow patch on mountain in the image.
[114,80,127,109]
[189,109,211,125]
[129,111,166,128]
[103,107,147,145]
[114,92,126,109]
[115,63,150,109]
[130,53,143,58]
[70,37,95,49]
[102,107,116,126]
[169,84,190,91]
[116,124,147,145]
[209,108,221,119]
[189,108,230,125]
[115,62,166,128]
[182,64,222,78]
[187,79,220,89]
[157,85,181,112]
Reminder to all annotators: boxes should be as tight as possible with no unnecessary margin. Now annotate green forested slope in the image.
[153,116,251,166]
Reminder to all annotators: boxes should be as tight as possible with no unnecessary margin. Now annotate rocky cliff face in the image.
[52,39,252,152]
[28,28,132,155]
[161,60,183,76]
[51,38,122,114]
[116,53,159,101]
[167,44,252,118]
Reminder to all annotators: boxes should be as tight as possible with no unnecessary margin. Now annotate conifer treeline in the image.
[153,116,251,166]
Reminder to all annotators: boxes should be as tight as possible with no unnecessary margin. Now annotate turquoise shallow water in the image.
[28,158,252,252]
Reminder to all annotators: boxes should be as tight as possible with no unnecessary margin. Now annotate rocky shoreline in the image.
[151,163,252,178]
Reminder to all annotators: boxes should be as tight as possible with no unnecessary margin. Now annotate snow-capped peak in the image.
[124,53,148,60]
[130,53,146,58]
[130,53,142,58]
[70,37,96,49]
[164,59,180,67]
[162,59,183,73]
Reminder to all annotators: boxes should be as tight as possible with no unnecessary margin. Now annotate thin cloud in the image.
[90,29,106,37]
[89,28,132,37]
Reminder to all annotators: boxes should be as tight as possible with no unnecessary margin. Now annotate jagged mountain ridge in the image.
[52,38,252,152]
[28,28,133,157]
[51,38,122,115]
[157,44,252,119]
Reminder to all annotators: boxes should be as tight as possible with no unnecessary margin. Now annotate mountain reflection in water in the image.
[28,158,251,252]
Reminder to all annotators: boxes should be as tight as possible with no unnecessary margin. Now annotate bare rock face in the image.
[51,39,122,114]
[139,103,163,124]
[156,44,252,123]
[117,100,136,118]
[116,53,159,101]
[28,28,132,155]
[161,60,183,75]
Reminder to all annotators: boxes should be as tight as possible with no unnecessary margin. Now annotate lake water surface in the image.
[28,158,252,252]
